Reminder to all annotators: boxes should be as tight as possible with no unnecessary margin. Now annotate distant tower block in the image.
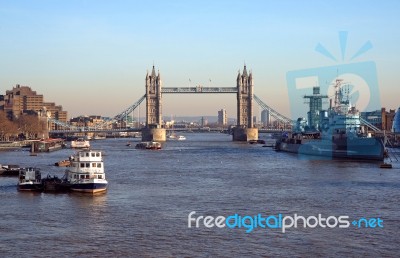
[233,65,258,141]
[261,109,270,127]
[218,109,227,126]
[142,65,166,142]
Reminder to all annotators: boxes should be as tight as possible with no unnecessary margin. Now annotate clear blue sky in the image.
[1,0,399,119]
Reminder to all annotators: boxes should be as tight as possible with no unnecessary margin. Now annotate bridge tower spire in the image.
[233,64,258,141]
[145,65,162,126]
[236,64,254,128]
[143,65,166,141]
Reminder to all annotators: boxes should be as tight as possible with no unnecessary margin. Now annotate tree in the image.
[0,111,18,141]
[16,114,46,139]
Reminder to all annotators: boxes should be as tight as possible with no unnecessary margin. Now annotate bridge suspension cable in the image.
[113,94,146,121]
[360,117,382,132]
[93,94,146,129]
[48,118,78,130]
[254,95,294,126]
[49,95,146,132]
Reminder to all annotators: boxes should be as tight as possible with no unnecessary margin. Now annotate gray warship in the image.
[275,79,386,161]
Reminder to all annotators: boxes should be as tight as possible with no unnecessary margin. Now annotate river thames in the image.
[0,133,399,257]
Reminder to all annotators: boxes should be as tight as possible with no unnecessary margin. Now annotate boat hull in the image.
[18,183,43,191]
[70,183,108,193]
[276,137,385,161]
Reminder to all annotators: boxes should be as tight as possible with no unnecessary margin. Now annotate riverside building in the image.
[0,84,68,129]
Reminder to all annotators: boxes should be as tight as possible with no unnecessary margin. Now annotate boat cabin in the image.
[67,150,105,178]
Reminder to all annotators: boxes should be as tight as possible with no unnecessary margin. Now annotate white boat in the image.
[177,135,186,141]
[167,133,177,139]
[64,150,108,193]
[71,138,90,148]
[93,135,106,140]
[18,167,43,191]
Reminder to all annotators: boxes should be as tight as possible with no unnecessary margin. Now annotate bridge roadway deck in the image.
[49,128,285,134]
[161,87,238,93]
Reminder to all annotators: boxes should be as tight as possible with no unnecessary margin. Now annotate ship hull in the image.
[276,137,385,161]
[18,183,43,191]
[70,183,108,193]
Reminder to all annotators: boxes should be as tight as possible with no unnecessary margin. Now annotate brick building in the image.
[0,84,68,129]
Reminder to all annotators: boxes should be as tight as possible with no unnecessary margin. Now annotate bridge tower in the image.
[233,65,258,141]
[142,65,166,141]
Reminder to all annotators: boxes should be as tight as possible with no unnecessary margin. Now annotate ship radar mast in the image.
[333,78,344,110]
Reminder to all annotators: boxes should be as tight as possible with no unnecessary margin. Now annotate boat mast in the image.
[333,78,344,112]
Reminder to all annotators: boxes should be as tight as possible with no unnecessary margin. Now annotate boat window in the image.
[80,163,85,168]
[97,163,101,168]
[98,175,102,179]
[80,152,84,157]
[85,175,89,179]
[74,174,77,179]
[96,152,100,157]
[86,163,90,168]
[80,175,85,179]
[92,163,96,167]
[86,153,89,157]
[91,153,95,157]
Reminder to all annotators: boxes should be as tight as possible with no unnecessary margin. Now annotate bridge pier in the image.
[142,128,166,142]
[232,127,258,142]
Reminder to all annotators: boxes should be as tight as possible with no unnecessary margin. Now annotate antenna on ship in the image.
[334,79,339,109]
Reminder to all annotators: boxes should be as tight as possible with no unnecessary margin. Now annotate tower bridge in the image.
[49,64,296,140]
[142,65,257,142]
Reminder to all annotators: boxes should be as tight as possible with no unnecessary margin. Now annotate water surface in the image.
[0,133,399,257]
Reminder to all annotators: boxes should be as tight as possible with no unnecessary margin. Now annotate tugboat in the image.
[0,164,20,176]
[18,167,43,191]
[64,150,108,193]
[54,159,71,167]
[135,141,162,150]
[275,79,386,161]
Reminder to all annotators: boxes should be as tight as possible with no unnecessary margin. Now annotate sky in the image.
[1,0,400,119]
